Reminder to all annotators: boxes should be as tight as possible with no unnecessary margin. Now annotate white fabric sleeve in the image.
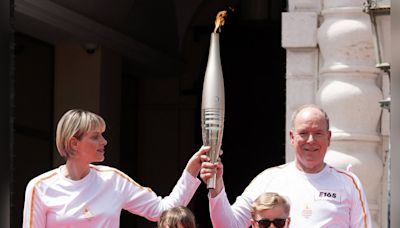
[209,187,253,228]
[123,169,200,221]
[349,174,372,228]
[22,179,47,228]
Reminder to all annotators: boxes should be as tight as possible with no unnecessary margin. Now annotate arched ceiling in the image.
[15,0,206,54]
[14,0,280,75]
[14,0,215,75]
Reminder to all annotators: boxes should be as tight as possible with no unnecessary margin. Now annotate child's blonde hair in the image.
[251,192,290,218]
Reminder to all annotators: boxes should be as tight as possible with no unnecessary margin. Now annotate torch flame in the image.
[214,10,227,33]
[213,7,233,33]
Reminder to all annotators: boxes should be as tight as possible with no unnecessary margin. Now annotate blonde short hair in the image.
[158,206,196,228]
[56,109,105,158]
[251,192,290,218]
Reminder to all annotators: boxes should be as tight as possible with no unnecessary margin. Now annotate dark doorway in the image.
[189,3,287,227]
[120,1,287,227]
[12,1,286,227]
[11,33,54,227]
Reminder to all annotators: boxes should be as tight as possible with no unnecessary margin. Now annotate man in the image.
[200,104,371,227]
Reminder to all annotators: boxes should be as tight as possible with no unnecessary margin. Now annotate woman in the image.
[23,109,208,228]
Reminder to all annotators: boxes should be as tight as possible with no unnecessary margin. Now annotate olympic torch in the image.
[201,10,228,189]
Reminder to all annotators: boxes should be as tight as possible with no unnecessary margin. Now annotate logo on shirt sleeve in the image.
[315,190,341,202]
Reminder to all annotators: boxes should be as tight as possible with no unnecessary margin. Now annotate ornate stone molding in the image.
[316,3,383,226]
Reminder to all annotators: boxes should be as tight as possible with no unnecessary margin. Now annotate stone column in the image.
[316,1,383,226]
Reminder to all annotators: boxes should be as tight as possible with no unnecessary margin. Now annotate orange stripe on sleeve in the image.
[335,169,368,228]
[29,187,36,228]
[29,172,57,228]
[92,166,153,192]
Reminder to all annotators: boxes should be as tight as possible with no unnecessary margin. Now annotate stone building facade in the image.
[282,0,390,227]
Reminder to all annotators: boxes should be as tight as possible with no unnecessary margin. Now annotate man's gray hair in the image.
[290,104,330,130]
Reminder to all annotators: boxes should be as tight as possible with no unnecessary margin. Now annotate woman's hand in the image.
[185,146,210,178]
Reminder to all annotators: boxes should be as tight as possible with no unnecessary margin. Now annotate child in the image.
[158,206,196,228]
[251,192,290,228]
